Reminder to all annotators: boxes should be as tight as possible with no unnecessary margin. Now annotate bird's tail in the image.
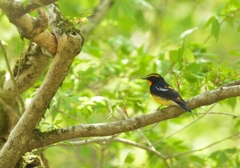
[177,102,191,112]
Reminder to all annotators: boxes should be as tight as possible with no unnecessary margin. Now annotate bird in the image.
[142,73,191,112]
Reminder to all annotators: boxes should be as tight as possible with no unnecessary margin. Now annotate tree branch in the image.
[0,0,58,55]
[167,131,240,158]
[0,41,25,112]
[1,0,58,95]
[28,85,240,150]
[0,4,84,167]
[47,137,168,166]
[0,0,57,18]
[197,112,240,118]
[3,44,51,94]
[115,137,165,157]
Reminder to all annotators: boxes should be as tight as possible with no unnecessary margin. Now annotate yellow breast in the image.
[152,95,177,106]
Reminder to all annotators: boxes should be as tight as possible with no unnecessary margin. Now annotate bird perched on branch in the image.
[142,73,191,112]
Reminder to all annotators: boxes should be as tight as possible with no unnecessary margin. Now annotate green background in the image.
[1,0,240,167]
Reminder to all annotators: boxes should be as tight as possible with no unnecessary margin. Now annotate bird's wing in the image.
[151,84,185,104]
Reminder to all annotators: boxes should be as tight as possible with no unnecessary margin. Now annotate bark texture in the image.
[0,2,84,167]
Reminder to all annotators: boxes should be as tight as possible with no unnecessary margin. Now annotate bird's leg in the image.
[157,105,163,110]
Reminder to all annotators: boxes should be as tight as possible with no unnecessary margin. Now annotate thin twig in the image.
[167,131,240,158]
[40,153,49,168]
[15,38,25,80]
[52,137,166,159]
[142,122,159,131]
[116,105,169,166]
[152,114,205,145]
[137,129,171,167]
[197,112,240,118]
[47,136,169,167]
[99,147,105,168]
[113,138,170,168]
[53,105,82,123]
[152,104,216,146]
[115,107,170,167]
[0,40,25,112]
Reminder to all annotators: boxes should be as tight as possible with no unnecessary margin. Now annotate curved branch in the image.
[0,4,84,167]
[47,137,168,166]
[153,113,206,145]
[29,85,240,149]
[0,0,58,54]
[167,131,240,158]
[0,0,57,18]
[0,41,25,112]
[1,1,59,104]
[3,44,51,93]
[1,0,58,94]
[197,112,240,118]
[109,137,166,160]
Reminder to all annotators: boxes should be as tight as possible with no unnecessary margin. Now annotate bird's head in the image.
[142,73,164,85]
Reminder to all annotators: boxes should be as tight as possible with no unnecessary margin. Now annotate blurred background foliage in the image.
[1,0,240,167]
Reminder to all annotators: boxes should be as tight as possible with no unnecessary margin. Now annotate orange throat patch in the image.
[147,80,152,85]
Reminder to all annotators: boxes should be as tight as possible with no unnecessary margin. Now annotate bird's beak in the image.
[142,77,147,80]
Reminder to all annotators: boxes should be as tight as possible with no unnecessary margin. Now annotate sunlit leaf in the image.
[0,39,8,45]
[134,0,153,9]
[180,27,198,39]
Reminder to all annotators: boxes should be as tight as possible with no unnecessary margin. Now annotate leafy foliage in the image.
[1,0,240,167]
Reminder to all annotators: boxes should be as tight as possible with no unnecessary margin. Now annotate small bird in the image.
[142,73,191,112]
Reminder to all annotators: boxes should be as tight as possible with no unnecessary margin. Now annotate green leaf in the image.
[22,0,29,8]
[169,50,179,62]
[68,96,81,104]
[62,98,73,111]
[237,25,240,32]
[219,152,228,164]
[172,140,184,145]
[121,0,135,20]
[178,42,185,58]
[204,16,214,29]
[184,70,204,82]
[225,148,237,154]
[226,97,237,110]
[185,62,202,73]
[180,27,198,39]
[229,49,240,56]
[54,119,63,125]
[124,153,135,164]
[173,43,185,71]
[184,47,195,62]
[216,3,225,16]
[190,155,205,166]
[236,155,240,167]
[133,0,154,9]
[211,16,220,41]
[210,151,221,159]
